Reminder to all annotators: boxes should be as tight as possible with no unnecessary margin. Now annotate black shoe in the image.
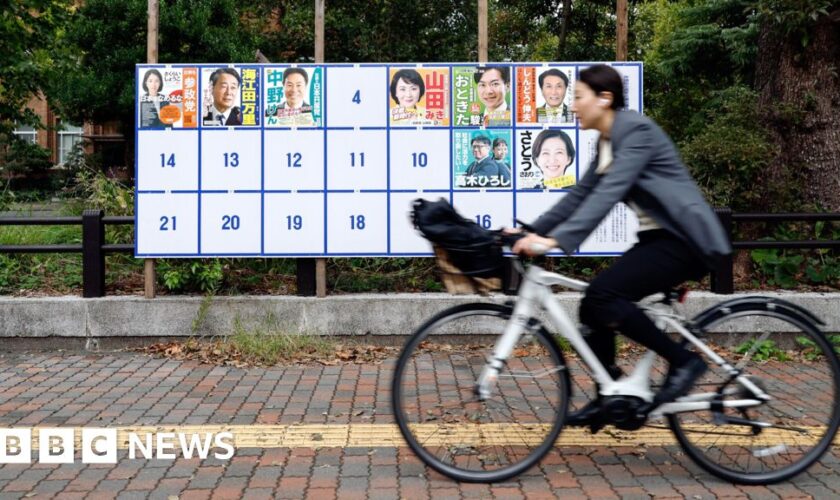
[565,398,602,427]
[565,364,621,427]
[657,353,707,404]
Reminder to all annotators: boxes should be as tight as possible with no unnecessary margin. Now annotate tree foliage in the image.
[679,86,779,211]
[253,0,478,63]
[36,0,840,213]
[0,0,74,135]
[50,0,261,130]
[757,0,839,47]
[640,0,758,142]
[490,0,648,62]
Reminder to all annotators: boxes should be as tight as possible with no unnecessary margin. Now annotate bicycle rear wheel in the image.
[391,303,569,483]
[668,303,840,484]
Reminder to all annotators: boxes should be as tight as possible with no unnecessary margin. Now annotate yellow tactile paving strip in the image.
[21,424,831,449]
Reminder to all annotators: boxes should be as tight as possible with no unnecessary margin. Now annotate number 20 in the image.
[222,215,240,230]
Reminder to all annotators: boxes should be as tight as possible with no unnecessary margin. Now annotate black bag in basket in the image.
[411,198,504,278]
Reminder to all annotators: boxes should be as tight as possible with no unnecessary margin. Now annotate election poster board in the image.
[135,62,643,257]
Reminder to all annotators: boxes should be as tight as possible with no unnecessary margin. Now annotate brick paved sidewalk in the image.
[0,352,838,499]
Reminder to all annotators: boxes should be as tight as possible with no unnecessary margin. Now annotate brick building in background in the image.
[12,93,126,170]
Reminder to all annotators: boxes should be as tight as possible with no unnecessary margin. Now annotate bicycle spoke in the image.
[668,307,840,484]
[392,304,568,482]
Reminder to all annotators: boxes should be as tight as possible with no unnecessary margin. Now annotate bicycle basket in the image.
[411,198,505,293]
[431,244,503,295]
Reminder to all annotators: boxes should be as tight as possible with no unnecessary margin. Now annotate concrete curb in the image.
[1,292,838,339]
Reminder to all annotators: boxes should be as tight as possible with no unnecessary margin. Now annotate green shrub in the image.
[750,222,840,289]
[60,159,134,245]
[65,167,133,217]
[734,339,790,361]
[158,259,225,294]
[0,134,53,178]
[797,335,840,361]
[679,86,779,211]
[0,255,20,290]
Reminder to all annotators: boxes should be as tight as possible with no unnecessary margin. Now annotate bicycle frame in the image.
[476,263,771,418]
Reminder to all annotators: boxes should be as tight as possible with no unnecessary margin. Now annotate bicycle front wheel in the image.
[669,303,840,484]
[391,303,570,483]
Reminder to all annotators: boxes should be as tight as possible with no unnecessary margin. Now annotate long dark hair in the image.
[142,69,163,93]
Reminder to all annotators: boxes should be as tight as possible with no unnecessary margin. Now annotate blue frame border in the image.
[134,62,644,258]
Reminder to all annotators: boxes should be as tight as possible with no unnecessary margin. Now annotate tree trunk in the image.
[755,11,840,212]
[555,0,572,61]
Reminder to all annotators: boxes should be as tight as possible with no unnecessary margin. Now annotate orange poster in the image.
[516,67,537,123]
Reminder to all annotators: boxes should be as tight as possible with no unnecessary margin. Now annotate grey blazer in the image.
[531,110,731,269]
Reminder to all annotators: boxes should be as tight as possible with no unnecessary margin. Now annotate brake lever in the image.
[514,219,538,233]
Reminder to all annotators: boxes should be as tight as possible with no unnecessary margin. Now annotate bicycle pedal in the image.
[588,421,605,434]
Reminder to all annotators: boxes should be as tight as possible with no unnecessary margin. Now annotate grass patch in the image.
[552,334,572,353]
[141,313,403,367]
[0,224,139,294]
[0,224,82,246]
[224,314,336,365]
[0,253,86,294]
[191,293,215,334]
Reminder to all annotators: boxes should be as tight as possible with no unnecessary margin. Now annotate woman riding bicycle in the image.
[511,64,732,426]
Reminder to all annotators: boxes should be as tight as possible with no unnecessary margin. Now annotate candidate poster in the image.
[453,130,513,188]
[201,66,261,127]
[138,67,198,129]
[388,67,450,126]
[516,66,575,125]
[516,129,578,189]
[452,66,512,127]
[264,67,323,127]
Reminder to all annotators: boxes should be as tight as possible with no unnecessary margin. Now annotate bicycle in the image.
[391,236,840,484]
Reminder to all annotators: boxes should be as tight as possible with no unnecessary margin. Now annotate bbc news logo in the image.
[0,428,235,464]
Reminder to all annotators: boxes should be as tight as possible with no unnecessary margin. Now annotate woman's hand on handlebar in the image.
[512,233,557,256]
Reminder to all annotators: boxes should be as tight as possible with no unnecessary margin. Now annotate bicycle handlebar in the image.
[495,229,552,256]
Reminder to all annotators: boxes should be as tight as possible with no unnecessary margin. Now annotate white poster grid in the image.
[134,62,643,258]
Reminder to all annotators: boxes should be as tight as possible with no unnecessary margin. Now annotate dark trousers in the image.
[579,229,708,368]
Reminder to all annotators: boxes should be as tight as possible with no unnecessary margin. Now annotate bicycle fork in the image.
[474,284,542,400]
[475,312,530,400]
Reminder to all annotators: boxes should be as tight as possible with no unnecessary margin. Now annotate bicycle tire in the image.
[391,302,570,483]
[668,303,840,484]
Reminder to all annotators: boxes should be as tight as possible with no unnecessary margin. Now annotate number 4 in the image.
[352,90,361,104]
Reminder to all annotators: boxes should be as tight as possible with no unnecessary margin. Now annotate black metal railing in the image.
[2,208,838,297]
[711,208,840,294]
[0,210,133,297]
